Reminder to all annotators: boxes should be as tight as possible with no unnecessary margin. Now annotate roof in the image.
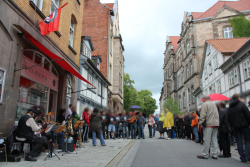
[169,36,180,52]
[207,37,249,53]
[191,12,203,20]
[103,3,114,9]
[196,0,250,19]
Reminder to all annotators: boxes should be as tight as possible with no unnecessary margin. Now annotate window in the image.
[177,76,179,88]
[97,59,100,70]
[192,85,195,103]
[177,58,179,69]
[217,79,221,93]
[67,75,72,97]
[206,44,210,56]
[188,88,190,105]
[23,50,34,60]
[32,0,43,11]
[98,82,101,95]
[183,92,186,108]
[88,74,92,88]
[179,95,182,109]
[51,0,59,13]
[234,68,238,85]
[34,53,42,65]
[224,27,233,39]
[243,59,250,79]
[190,60,193,75]
[69,17,75,47]
[93,78,97,93]
[204,67,208,79]
[172,81,174,91]
[186,41,190,54]
[208,62,212,75]
[186,64,189,78]
[213,55,218,70]
[44,58,50,71]
[209,84,215,94]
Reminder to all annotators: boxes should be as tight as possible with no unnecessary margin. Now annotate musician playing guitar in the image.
[129,111,137,139]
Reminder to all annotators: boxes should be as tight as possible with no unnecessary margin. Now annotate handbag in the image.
[202,120,207,127]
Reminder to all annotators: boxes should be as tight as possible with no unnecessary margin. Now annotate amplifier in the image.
[62,139,74,152]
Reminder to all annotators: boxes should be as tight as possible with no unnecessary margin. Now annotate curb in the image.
[105,139,137,167]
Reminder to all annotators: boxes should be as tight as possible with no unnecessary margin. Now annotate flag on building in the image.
[40,2,68,35]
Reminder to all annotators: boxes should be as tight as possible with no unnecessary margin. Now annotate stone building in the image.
[82,0,125,113]
[0,0,85,136]
[161,0,250,113]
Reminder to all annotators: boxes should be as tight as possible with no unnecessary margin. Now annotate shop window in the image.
[224,27,233,39]
[69,17,75,47]
[51,0,59,14]
[35,53,42,65]
[31,0,43,11]
[23,50,34,60]
[44,58,50,71]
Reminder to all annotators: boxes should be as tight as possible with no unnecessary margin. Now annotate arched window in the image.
[69,16,76,47]
[179,95,182,109]
[186,64,189,79]
[186,40,190,54]
[183,92,186,108]
[192,85,195,103]
[224,27,233,39]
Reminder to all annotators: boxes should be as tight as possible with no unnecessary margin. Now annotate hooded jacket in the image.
[191,113,198,128]
[163,111,174,128]
[89,113,102,132]
[228,99,250,128]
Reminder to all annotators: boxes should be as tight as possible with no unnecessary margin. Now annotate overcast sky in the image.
[100,0,234,113]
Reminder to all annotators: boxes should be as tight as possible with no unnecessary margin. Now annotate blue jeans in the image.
[153,124,156,137]
[130,124,136,138]
[148,125,153,137]
[193,127,198,141]
[122,126,128,138]
[234,127,250,161]
[138,125,145,138]
[52,132,64,146]
[92,130,105,146]
[115,125,120,138]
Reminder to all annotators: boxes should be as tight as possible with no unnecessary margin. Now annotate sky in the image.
[100,0,235,114]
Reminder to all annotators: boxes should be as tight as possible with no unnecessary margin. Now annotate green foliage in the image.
[229,13,250,38]
[123,73,158,116]
[163,96,183,115]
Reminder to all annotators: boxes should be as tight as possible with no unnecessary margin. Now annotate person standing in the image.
[115,112,121,139]
[137,112,146,139]
[107,110,116,139]
[197,95,219,160]
[89,108,107,146]
[147,114,155,138]
[163,109,174,140]
[65,104,73,119]
[158,113,166,139]
[129,112,137,139]
[218,101,231,158]
[82,107,90,142]
[100,110,107,139]
[120,110,129,139]
[191,112,199,142]
[178,114,184,139]
[184,112,191,140]
[153,115,159,137]
[71,106,80,126]
[228,94,250,163]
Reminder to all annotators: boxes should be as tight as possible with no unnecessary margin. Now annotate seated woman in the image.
[52,109,66,149]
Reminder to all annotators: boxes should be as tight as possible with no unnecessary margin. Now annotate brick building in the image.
[0,0,85,136]
[161,0,250,113]
[82,0,125,113]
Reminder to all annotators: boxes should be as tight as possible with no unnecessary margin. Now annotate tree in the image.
[229,14,250,38]
[163,96,183,115]
[124,73,135,112]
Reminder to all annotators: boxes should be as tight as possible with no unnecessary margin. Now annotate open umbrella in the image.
[200,93,230,102]
[130,105,142,109]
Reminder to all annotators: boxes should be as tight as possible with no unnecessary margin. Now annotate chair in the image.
[15,137,31,158]
[0,136,7,163]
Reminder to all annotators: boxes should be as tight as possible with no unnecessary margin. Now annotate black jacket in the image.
[106,114,116,124]
[219,108,231,133]
[228,100,250,128]
[120,115,128,127]
[184,115,192,126]
[178,118,184,127]
[89,113,102,132]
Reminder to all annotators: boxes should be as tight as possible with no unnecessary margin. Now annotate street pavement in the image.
[0,137,132,167]
[124,128,249,167]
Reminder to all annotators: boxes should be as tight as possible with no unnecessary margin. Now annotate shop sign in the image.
[0,68,6,104]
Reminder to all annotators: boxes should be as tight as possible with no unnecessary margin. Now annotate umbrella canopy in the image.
[200,93,230,102]
[130,105,142,109]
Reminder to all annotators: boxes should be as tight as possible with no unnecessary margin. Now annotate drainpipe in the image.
[194,23,201,87]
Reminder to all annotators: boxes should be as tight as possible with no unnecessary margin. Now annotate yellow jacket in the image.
[163,111,174,128]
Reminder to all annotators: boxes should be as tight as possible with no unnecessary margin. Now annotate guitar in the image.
[130,116,136,123]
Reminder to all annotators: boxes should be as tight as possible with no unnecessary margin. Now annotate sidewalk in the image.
[0,138,132,167]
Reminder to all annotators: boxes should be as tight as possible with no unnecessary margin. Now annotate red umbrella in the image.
[200,93,230,102]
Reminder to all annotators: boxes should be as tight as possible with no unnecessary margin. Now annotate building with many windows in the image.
[77,36,111,116]
[194,38,249,108]
[161,0,250,112]
[0,0,86,136]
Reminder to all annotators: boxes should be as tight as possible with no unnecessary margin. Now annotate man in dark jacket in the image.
[218,101,231,158]
[184,112,192,140]
[137,112,145,139]
[228,94,250,163]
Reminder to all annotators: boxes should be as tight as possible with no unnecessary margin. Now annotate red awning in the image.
[13,24,95,88]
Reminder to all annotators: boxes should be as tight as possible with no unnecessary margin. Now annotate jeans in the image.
[193,127,199,141]
[138,125,145,138]
[53,132,64,146]
[82,126,89,142]
[148,125,153,137]
[153,124,156,137]
[130,124,136,139]
[122,126,128,138]
[234,127,250,161]
[92,130,105,146]
[115,125,120,138]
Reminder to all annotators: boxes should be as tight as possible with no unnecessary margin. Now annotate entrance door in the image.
[48,89,58,121]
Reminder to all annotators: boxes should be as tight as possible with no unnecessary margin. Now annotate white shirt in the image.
[65,108,72,119]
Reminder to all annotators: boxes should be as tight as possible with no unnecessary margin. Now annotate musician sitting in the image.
[15,109,44,161]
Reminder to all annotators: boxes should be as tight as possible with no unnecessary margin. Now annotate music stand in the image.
[74,121,85,149]
[44,125,64,161]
